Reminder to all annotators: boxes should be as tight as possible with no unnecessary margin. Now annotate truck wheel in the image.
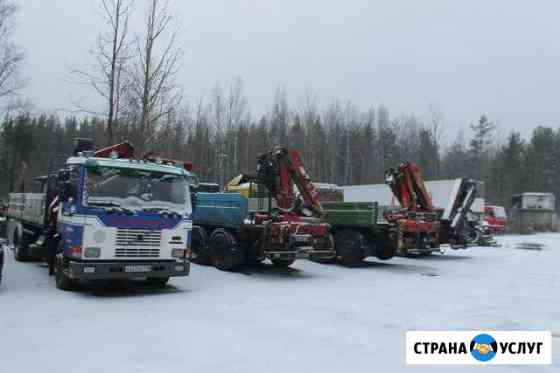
[372,234,395,261]
[54,253,77,291]
[191,226,211,265]
[14,230,31,262]
[146,277,170,287]
[210,229,244,271]
[375,245,395,260]
[464,229,481,245]
[335,229,365,266]
[271,257,295,268]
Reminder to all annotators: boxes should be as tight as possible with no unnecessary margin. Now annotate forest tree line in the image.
[0,0,557,209]
[0,86,557,209]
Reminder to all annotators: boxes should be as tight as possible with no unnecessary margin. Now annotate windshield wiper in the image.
[89,201,134,215]
[143,207,180,216]
[89,201,121,208]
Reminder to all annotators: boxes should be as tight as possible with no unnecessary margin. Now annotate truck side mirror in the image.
[58,170,72,202]
[58,170,70,183]
[59,182,76,202]
[60,183,69,202]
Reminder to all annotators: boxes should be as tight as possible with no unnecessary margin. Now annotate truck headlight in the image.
[172,249,186,258]
[84,247,101,258]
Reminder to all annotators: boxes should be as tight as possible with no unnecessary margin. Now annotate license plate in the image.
[125,265,152,273]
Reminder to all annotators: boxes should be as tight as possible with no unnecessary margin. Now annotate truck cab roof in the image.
[66,156,193,177]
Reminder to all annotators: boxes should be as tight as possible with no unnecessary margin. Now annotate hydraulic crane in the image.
[384,162,441,256]
[192,146,335,270]
[253,146,324,217]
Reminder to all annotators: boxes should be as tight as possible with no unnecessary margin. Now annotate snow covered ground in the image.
[1,234,559,373]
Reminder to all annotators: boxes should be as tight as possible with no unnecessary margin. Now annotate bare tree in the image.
[69,0,135,144]
[225,77,248,171]
[429,103,446,178]
[129,0,183,153]
[0,0,24,100]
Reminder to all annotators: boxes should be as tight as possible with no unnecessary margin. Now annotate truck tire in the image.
[371,234,395,261]
[375,245,395,260]
[146,277,170,287]
[14,229,31,262]
[54,253,77,291]
[464,228,481,245]
[271,257,295,268]
[210,229,244,271]
[335,229,365,266]
[191,226,211,265]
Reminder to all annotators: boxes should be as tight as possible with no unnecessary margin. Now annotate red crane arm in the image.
[94,141,135,159]
[385,162,434,212]
[282,149,324,216]
[262,147,324,217]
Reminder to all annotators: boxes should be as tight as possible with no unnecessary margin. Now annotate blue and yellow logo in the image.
[470,334,498,362]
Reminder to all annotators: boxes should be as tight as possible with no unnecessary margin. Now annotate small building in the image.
[510,193,556,234]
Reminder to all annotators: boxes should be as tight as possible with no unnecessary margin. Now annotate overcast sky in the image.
[17,0,560,140]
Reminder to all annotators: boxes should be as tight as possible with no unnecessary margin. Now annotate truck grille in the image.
[115,248,160,258]
[115,229,162,247]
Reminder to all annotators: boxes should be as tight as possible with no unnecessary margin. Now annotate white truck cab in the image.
[8,155,194,290]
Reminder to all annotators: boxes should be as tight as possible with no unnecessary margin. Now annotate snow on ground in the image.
[0,234,559,373]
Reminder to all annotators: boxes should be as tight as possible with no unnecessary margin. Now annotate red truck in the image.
[484,205,507,234]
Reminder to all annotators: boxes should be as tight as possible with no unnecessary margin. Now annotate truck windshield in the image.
[84,166,191,215]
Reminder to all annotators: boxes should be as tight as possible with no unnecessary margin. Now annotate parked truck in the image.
[6,140,193,290]
[321,201,395,265]
[484,205,508,234]
[191,147,336,271]
[311,184,395,265]
[343,172,481,255]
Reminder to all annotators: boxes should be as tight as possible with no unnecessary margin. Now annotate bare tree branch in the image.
[127,0,184,153]
[68,0,135,144]
[0,0,25,101]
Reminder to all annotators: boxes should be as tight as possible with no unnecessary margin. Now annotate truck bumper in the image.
[67,260,190,280]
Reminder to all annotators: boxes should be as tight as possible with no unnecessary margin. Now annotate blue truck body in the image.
[193,192,248,229]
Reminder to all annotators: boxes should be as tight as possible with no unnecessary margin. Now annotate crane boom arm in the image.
[385,162,434,212]
[93,141,135,159]
[253,147,324,217]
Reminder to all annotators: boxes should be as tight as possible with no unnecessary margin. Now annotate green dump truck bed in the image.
[322,202,378,228]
